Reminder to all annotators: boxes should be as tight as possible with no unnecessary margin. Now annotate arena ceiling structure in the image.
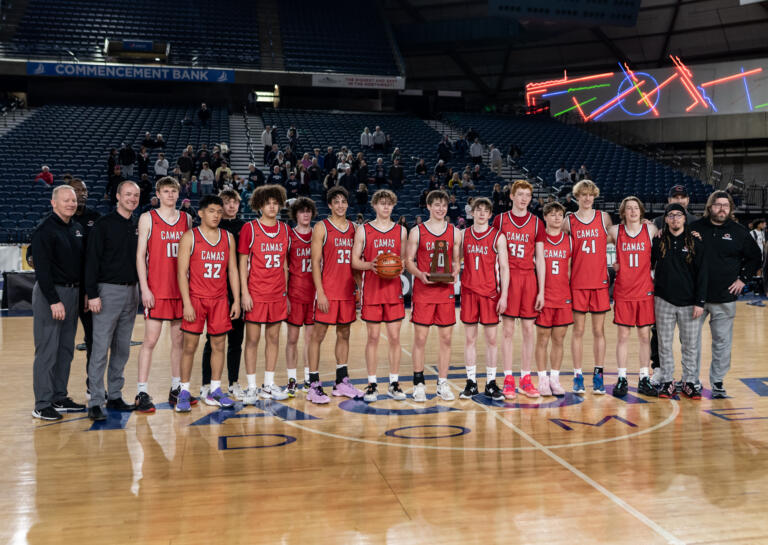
[383,0,768,101]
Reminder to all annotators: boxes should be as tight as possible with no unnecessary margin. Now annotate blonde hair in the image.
[372,189,397,206]
[618,196,645,222]
[573,179,600,198]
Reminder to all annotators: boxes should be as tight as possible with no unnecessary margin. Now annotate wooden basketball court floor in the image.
[2,304,768,545]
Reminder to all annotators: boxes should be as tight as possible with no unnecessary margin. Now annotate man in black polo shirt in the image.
[691,191,762,398]
[31,185,86,420]
[85,181,141,421]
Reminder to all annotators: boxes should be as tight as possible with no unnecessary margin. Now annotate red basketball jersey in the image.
[461,226,501,298]
[613,223,654,301]
[146,210,190,299]
[492,211,544,271]
[542,232,573,308]
[361,222,404,306]
[189,227,230,299]
[238,219,290,302]
[288,227,315,303]
[567,210,609,289]
[320,218,356,301]
[413,222,456,304]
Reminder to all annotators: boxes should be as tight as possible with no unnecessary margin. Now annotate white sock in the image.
[247,374,257,389]
[264,371,275,387]
[211,380,221,392]
[389,373,398,384]
[304,366,310,381]
[466,365,476,381]
[437,377,447,385]
[538,371,547,379]
[137,382,148,394]
[336,363,346,370]
[551,370,560,380]
[504,369,512,376]
[618,368,627,378]
[574,368,582,376]
[180,382,190,393]
[287,368,297,381]
[486,367,496,382]
[171,376,181,389]
[368,375,377,384]
[639,367,649,378]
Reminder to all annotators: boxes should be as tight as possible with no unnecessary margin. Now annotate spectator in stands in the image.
[466,127,479,142]
[196,144,210,171]
[323,146,335,174]
[434,159,448,183]
[141,132,155,149]
[569,167,579,184]
[489,144,502,176]
[419,189,428,211]
[180,198,195,217]
[428,175,439,192]
[119,143,136,177]
[564,193,579,213]
[261,125,273,164]
[268,165,285,186]
[448,172,462,193]
[351,152,363,174]
[415,158,428,176]
[470,138,483,165]
[138,174,153,206]
[653,185,697,229]
[153,152,168,180]
[373,126,386,150]
[141,196,160,215]
[447,194,461,225]
[437,137,452,162]
[356,159,370,185]
[308,158,323,185]
[297,166,311,196]
[300,153,312,170]
[529,196,543,218]
[266,144,279,168]
[198,162,215,195]
[471,164,483,184]
[374,158,387,187]
[578,164,589,180]
[507,143,521,163]
[385,134,393,151]
[391,147,401,164]
[177,151,194,182]
[555,165,570,185]
[397,216,409,231]
[137,147,150,178]
[287,127,299,152]
[285,172,301,200]
[248,164,265,188]
[454,136,468,161]
[389,158,404,191]
[323,168,338,198]
[198,103,211,126]
[313,148,324,170]
[339,166,355,194]
[271,150,285,170]
[284,161,297,178]
[108,148,119,177]
[154,133,165,149]
[35,165,54,186]
[356,184,369,210]
[284,146,297,169]
[492,183,504,215]
[465,197,474,227]
[750,219,766,255]
[215,161,232,189]
[106,165,125,205]
[361,127,374,149]
[462,172,475,192]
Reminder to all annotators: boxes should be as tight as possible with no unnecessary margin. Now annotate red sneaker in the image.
[503,375,516,399]
[519,374,540,398]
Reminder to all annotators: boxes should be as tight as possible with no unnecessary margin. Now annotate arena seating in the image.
[0,103,229,242]
[4,0,260,67]
[443,113,712,203]
[278,0,400,75]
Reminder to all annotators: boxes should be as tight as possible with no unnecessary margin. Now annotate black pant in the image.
[201,317,244,385]
[263,146,271,165]
[650,324,659,369]
[79,290,93,379]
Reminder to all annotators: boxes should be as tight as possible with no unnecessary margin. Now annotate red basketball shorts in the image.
[504,270,538,319]
[286,300,314,327]
[535,307,574,328]
[613,298,655,327]
[572,287,611,313]
[182,296,232,336]
[460,291,499,325]
[144,298,182,321]
[314,299,356,325]
[411,301,456,327]
[244,299,288,324]
[361,302,405,323]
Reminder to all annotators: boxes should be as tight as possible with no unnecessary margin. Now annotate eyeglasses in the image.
[666,213,685,219]
[711,203,730,209]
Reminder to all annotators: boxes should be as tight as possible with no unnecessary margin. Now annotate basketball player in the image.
[459,197,509,401]
[534,202,572,396]
[306,187,364,404]
[175,195,240,412]
[563,180,613,394]
[239,185,290,402]
[285,197,317,395]
[351,189,407,402]
[135,177,192,413]
[492,180,546,399]
[608,196,658,397]
[405,189,460,402]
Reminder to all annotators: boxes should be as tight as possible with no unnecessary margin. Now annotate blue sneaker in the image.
[573,374,585,394]
[175,389,192,412]
[593,368,606,395]
[205,387,235,408]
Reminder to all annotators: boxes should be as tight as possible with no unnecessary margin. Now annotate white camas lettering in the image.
[160,230,183,241]
[576,229,599,239]
[374,238,395,249]
[201,250,225,261]
[260,242,284,252]
[545,249,567,258]
[506,232,529,242]
[466,244,488,255]
[296,247,311,257]
[335,238,353,248]
[621,242,646,251]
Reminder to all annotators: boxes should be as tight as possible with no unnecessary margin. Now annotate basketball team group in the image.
[30,175,762,421]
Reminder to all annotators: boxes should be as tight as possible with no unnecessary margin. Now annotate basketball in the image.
[374,252,403,279]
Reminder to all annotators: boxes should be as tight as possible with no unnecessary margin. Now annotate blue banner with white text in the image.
[26,61,235,83]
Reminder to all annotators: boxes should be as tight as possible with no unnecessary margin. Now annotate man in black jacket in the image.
[119,142,136,177]
[691,191,762,398]
[651,203,708,399]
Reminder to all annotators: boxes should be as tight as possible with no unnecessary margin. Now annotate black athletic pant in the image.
[650,324,659,369]
[201,317,244,385]
[79,290,94,383]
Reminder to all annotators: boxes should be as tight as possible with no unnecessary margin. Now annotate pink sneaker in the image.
[307,382,330,404]
[503,375,516,399]
[332,377,364,398]
[518,374,540,398]
[550,376,566,395]
[538,375,552,396]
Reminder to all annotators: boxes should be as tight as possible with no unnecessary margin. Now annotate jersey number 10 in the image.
[166,242,179,258]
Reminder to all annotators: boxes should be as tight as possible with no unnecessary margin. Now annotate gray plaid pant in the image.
[654,297,704,385]
[695,301,737,386]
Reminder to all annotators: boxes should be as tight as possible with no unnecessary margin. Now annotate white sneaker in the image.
[550,376,566,396]
[538,375,552,396]
[436,380,455,401]
[363,383,378,402]
[412,383,427,402]
[388,382,406,401]
[260,384,289,401]
[200,384,210,399]
[243,386,260,405]
[228,383,246,401]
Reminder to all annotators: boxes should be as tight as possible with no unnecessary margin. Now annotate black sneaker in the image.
[612,377,629,398]
[106,398,136,411]
[637,377,658,397]
[88,405,107,421]
[674,380,684,393]
[681,382,702,400]
[658,381,676,399]
[711,382,727,399]
[134,392,156,413]
[52,397,86,412]
[484,380,505,401]
[363,383,378,402]
[76,342,87,351]
[460,379,479,399]
[32,406,63,421]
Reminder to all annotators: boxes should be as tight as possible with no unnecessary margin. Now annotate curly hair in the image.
[249,184,286,211]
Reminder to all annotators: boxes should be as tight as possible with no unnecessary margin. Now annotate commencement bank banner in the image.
[26,62,235,83]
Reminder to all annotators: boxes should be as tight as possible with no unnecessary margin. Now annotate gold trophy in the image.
[427,240,454,282]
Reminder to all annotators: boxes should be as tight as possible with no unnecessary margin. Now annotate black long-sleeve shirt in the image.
[651,233,707,307]
[85,211,139,298]
[31,213,83,305]
[690,217,762,303]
